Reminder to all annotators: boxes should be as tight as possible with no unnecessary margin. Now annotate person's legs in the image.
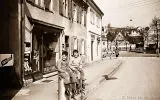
[68,70,78,98]
[64,83,71,96]
[78,69,85,90]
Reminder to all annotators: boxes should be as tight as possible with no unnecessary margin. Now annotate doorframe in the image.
[91,41,94,61]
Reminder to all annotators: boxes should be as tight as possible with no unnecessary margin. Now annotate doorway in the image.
[32,28,60,75]
[91,41,94,61]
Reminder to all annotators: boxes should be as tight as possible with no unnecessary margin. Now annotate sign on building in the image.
[0,54,14,67]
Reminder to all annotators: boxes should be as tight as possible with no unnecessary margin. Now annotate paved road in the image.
[119,51,157,57]
[87,57,160,100]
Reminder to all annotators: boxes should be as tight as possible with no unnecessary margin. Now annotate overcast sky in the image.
[94,0,160,27]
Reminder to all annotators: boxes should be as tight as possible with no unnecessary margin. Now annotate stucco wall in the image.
[87,7,102,36]
[86,6,103,62]
[26,2,87,61]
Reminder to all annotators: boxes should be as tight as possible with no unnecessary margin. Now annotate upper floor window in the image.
[44,0,51,11]
[49,0,54,12]
[96,15,100,28]
[35,0,44,7]
[64,0,69,17]
[90,9,95,25]
[72,3,77,22]
[59,0,69,17]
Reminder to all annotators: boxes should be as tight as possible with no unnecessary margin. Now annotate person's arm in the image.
[56,60,65,73]
[69,57,74,70]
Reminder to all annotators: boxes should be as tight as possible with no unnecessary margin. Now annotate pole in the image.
[20,0,25,86]
[58,77,67,100]
[156,21,159,57]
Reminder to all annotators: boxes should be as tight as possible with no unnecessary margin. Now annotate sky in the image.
[94,0,160,27]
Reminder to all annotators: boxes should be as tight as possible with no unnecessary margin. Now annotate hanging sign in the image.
[0,54,14,67]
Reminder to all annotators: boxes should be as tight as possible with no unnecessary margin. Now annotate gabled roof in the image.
[87,0,104,16]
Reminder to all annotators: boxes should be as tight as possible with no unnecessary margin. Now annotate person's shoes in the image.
[65,90,70,96]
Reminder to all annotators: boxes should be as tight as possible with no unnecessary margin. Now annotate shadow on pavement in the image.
[107,77,118,80]
[102,75,118,80]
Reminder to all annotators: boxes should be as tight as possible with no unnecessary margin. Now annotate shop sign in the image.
[0,54,14,67]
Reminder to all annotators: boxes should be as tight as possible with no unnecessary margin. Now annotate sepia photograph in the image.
[0,0,160,100]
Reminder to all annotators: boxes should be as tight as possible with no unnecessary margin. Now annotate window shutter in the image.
[84,11,87,26]
[79,8,82,24]
[68,0,72,19]
[63,0,65,16]
[59,0,63,15]
[77,6,80,23]
[44,0,51,10]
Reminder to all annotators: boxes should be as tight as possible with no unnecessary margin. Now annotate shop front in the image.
[24,18,63,81]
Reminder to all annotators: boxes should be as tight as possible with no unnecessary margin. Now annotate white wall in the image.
[86,6,103,62]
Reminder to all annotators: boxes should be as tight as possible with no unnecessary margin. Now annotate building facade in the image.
[86,0,104,62]
[0,0,88,88]
[0,0,24,88]
[0,0,104,87]
[24,0,88,82]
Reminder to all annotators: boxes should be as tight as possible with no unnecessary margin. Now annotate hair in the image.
[73,49,78,53]
[62,51,68,56]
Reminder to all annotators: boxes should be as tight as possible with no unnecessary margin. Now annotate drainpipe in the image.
[20,0,25,86]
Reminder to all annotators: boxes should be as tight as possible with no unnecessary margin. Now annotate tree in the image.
[106,31,116,42]
[150,16,160,56]
[150,17,160,46]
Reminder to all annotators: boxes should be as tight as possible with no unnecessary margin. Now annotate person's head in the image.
[62,51,68,61]
[73,50,79,58]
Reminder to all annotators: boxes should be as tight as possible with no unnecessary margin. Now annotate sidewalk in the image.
[10,58,122,100]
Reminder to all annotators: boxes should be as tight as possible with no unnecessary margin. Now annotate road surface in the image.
[87,57,160,100]
[119,51,157,57]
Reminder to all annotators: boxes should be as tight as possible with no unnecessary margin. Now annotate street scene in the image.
[0,0,160,100]
[87,57,160,100]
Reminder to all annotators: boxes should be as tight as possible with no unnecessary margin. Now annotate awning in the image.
[28,17,64,33]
